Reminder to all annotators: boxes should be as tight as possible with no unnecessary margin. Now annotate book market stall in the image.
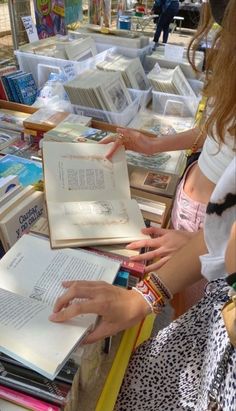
[0,1,216,409]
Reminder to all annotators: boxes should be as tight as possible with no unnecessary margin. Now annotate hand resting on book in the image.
[49,280,150,344]
[126,227,197,272]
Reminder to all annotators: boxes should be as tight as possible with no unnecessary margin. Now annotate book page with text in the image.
[0,287,95,379]
[0,234,120,307]
[43,142,131,202]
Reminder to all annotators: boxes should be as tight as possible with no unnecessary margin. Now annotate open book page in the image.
[0,234,120,379]
[43,142,131,202]
[0,287,92,380]
[48,199,148,243]
[0,234,120,305]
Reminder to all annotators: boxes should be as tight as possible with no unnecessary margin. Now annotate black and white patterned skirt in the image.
[115,280,236,411]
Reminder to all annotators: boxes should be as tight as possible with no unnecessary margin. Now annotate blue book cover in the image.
[7,72,26,103]
[1,71,23,102]
[0,155,43,187]
[12,73,37,106]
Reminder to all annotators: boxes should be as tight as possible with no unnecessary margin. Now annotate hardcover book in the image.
[43,142,149,248]
[0,190,44,251]
[0,234,120,380]
[128,164,179,198]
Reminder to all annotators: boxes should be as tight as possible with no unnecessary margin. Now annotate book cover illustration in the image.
[12,73,37,106]
[0,155,43,187]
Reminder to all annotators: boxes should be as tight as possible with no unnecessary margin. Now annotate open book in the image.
[0,234,120,380]
[43,142,149,248]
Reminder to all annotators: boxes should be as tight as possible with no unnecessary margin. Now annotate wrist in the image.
[133,273,172,315]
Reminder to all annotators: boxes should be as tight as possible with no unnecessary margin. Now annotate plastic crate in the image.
[96,43,152,64]
[15,48,115,87]
[152,91,200,117]
[152,78,203,117]
[128,87,152,108]
[73,93,141,126]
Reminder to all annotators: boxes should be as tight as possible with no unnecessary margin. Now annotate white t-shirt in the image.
[200,156,236,281]
[198,135,235,184]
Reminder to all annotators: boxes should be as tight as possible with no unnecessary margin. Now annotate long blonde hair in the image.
[188,0,236,144]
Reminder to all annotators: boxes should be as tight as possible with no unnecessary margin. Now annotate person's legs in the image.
[162,1,179,43]
[153,13,165,44]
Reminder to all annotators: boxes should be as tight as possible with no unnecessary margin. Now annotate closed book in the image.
[0,190,44,251]
[0,384,60,411]
[128,164,179,198]
[0,360,70,406]
[0,66,17,100]
[0,353,78,385]
[1,71,23,102]
[11,73,37,106]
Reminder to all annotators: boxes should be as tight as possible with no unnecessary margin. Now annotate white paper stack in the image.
[145,46,204,79]
[64,69,132,112]
[147,65,196,97]
[96,54,150,90]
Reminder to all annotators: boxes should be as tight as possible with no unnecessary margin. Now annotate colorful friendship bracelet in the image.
[148,272,173,300]
[132,273,171,314]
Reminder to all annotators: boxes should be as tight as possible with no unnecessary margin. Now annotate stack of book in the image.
[18,36,97,62]
[96,54,150,90]
[63,69,132,112]
[144,46,204,79]
[0,70,37,105]
[147,66,196,97]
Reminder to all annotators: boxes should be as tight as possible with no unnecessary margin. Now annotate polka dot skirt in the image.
[115,280,236,411]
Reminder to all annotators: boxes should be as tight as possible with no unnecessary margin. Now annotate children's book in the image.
[0,234,120,380]
[43,142,149,248]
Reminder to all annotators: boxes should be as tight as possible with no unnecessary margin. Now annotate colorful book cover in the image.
[34,0,67,38]
[0,155,43,187]
[1,71,23,102]
[12,73,38,106]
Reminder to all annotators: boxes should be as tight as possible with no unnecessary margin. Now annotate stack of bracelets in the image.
[133,272,173,314]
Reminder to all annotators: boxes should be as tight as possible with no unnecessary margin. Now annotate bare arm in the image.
[101,126,206,159]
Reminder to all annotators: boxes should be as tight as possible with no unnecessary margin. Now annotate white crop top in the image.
[200,157,236,281]
[198,135,235,184]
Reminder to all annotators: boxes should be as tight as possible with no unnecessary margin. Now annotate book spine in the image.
[0,361,71,406]
[1,77,14,101]
[0,384,60,411]
[0,79,8,100]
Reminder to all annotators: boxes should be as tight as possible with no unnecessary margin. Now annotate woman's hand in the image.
[99,127,158,159]
[126,227,196,272]
[49,280,151,344]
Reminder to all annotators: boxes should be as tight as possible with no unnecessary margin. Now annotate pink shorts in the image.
[171,162,207,232]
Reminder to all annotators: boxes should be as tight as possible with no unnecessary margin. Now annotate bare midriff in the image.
[183,162,216,204]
